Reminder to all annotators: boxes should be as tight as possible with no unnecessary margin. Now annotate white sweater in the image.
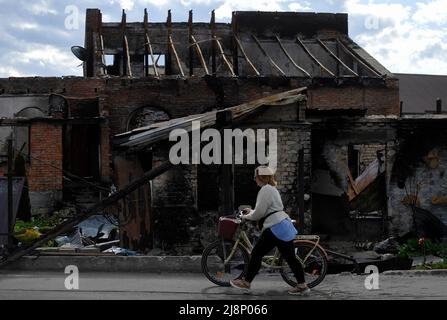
[243,184,290,230]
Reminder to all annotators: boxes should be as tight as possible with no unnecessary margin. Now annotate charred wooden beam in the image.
[166,10,173,75]
[143,9,159,77]
[188,10,194,76]
[296,37,335,77]
[123,35,132,77]
[231,12,239,76]
[169,35,185,77]
[0,161,174,268]
[275,35,311,78]
[99,34,107,75]
[316,39,358,77]
[214,36,235,76]
[210,10,217,75]
[121,10,131,77]
[234,34,260,76]
[252,35,286,76]
[336,39,381,77]
[191,35,210,75]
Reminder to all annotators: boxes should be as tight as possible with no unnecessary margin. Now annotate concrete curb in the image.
[4,256,447,276]
[383,269,447,276]
[3,256,203,273]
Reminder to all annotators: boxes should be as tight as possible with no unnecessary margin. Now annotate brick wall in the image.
[27,122,63,192]
[358,144,386,173]
[307,80,400,116]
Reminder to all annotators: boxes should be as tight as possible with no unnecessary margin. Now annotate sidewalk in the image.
[3,255,447,276]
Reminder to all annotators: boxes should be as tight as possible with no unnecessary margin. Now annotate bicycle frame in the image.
[223,227,326,271]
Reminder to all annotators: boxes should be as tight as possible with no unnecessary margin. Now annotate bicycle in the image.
[201,211,329,289]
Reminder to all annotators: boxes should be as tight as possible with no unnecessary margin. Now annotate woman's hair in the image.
[255,166,278,187]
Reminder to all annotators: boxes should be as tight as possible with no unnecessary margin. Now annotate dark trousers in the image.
[244,228,305,284]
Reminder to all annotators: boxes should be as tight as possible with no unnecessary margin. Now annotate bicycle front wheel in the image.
[201,239,250,287]
[279,242,328,289]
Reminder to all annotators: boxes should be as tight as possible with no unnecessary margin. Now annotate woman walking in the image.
[230,166,310,295]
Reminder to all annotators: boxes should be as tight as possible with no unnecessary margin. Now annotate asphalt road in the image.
[0,271,446,300]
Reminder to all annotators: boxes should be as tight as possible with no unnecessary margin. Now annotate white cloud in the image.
[215,0,289,19]
[110,0,136,11]
[288,2,311,11]
[344,0,447,75]
[0,66,24,77]
[25,0,58,16]
[413,0,447,26]
[7,44,80,75]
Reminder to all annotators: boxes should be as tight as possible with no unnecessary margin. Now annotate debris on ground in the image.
[103,246,137,256]
[373,237,401,254]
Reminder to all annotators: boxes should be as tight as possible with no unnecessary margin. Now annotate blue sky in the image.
[0,0,446,77]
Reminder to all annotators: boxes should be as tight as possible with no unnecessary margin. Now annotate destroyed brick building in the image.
[0,9,446,254]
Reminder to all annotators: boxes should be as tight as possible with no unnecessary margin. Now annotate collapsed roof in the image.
[85,10,392,79]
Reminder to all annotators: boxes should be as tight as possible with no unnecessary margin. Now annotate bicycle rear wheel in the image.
[201,239,250,287]
[279,242,328,289]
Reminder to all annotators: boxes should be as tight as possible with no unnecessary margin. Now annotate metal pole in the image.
[7,138,13,246]
[436,98,442,114]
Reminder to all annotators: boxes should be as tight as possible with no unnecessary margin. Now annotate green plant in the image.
[398,238,445,258]
[415,259,447,270]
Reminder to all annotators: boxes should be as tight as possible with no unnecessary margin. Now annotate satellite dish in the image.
[71,46,88,62]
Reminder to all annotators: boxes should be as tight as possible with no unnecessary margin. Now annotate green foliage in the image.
[14,213,67,234]
[415,260,447,270]
[398,238,447,258]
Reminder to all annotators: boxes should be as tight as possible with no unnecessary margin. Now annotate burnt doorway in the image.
[64,124,100,180]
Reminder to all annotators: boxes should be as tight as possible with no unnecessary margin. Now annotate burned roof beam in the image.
[336,39,382,77]
[210,11,217,75]
[188,10,194,76]
[121,10,132,77]
[191,36,210,76]
[316,39,358,77]
[233,34,260,76]
[189,10,209,76]
[252,35,286,76]
[275,35,311,78]
[167,10,185,77]
[214,36,236,77]
[144,9,159,77]
[296,37,335,78]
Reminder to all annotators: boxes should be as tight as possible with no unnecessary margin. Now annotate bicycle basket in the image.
[217,217,239,240]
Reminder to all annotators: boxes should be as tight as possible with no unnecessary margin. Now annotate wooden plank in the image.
[233,34,260,76]
[144,9,159,77]
[336,38,381,77]
[191,35,210,75]
[0,162,174,268]
[145,34,159,77]
[296,37,335,77]
[123,35,132,77]
[116,87,308,148]
[252,35,286,76]
[214,36,236,76]
[169,35,185,77]
[316,39,358,77]
[275,35,311,78]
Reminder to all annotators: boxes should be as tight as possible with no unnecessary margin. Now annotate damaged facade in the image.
[0,9,445,254]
